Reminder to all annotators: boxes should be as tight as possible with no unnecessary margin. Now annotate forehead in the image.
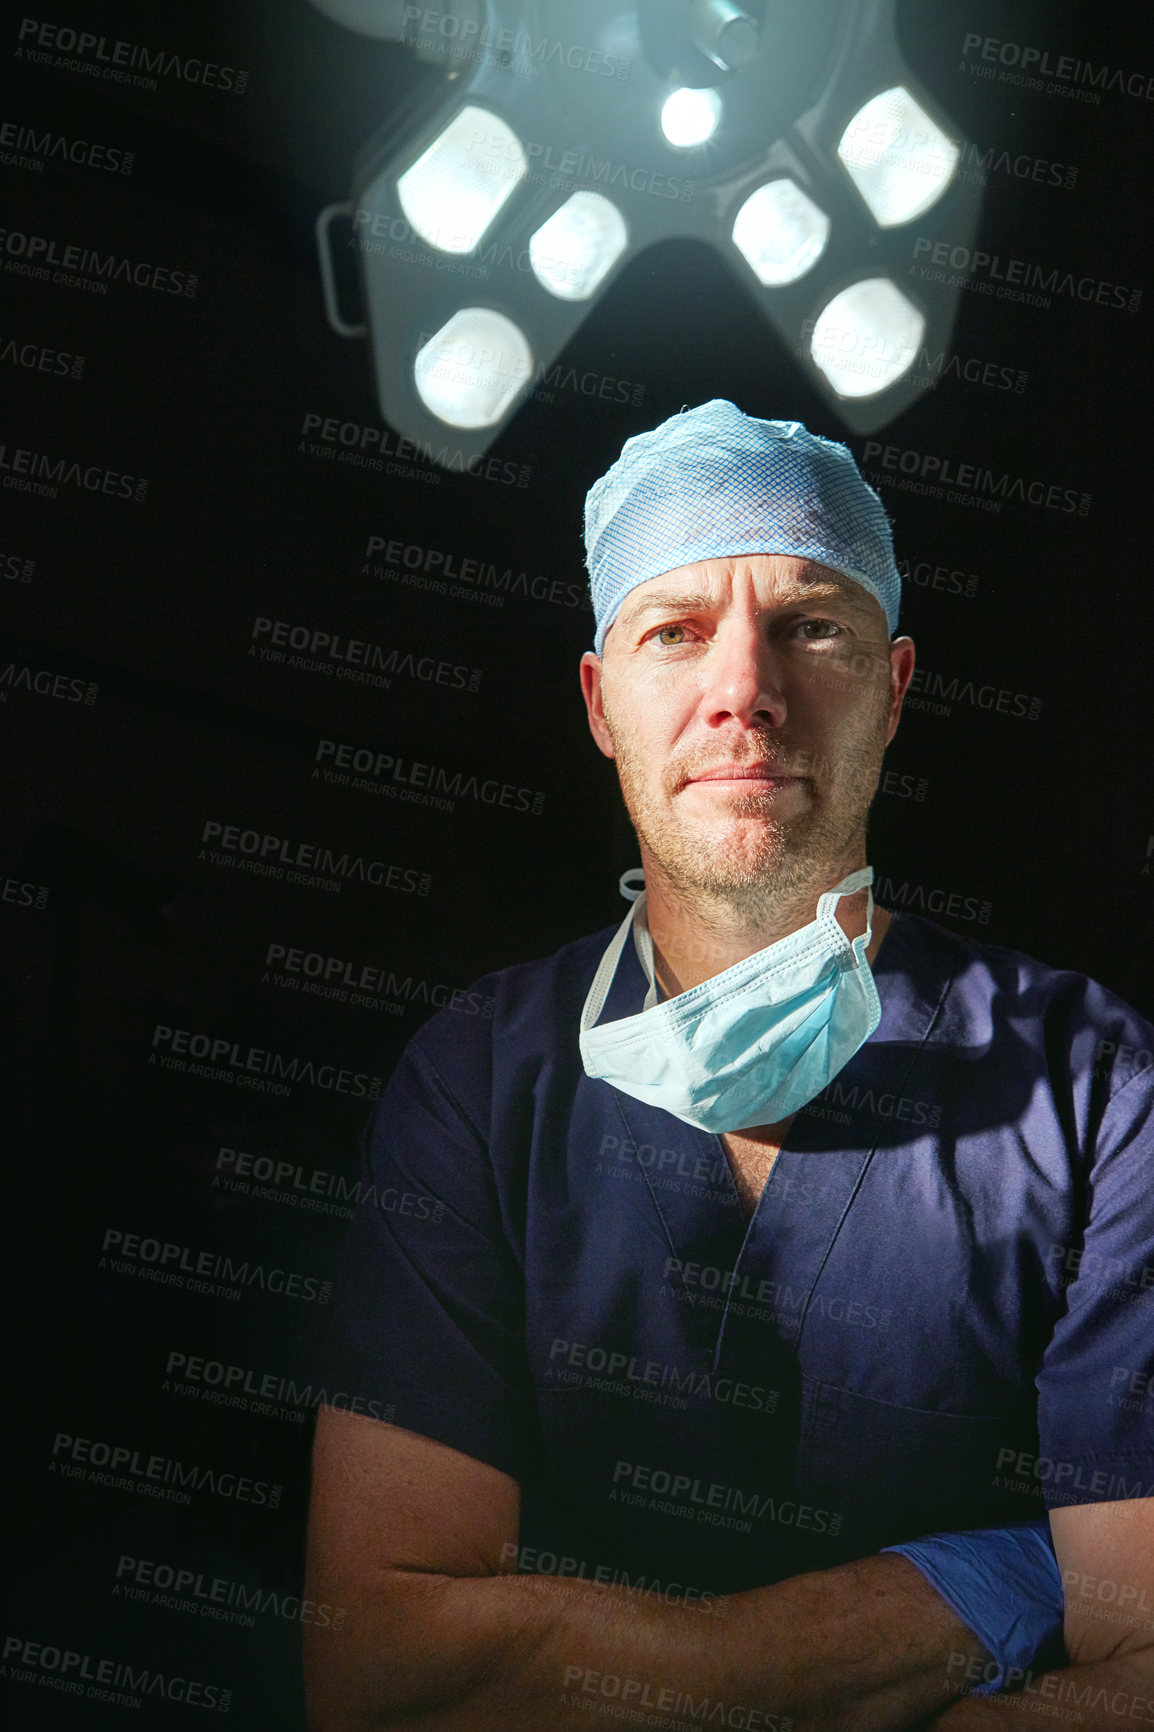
[614,554,879,628]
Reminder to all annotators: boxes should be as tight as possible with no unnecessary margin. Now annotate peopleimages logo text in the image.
[149,1024,384,1099]
[364,534,590,610]
[402,5,632,79]
[0,119,133,173]
[862,440,1091,517]
[102,1226,333,1303]
[301,412,531,488]
[315,738,545,816]
[198,820,430,897]
[3,1634,229,1713]
[165,1349,394,1423]
[250,616,481,693]
[15,18,249,92]
[0,226,197,294]
[50,1429,282,1505]
[0,437,148,500]
[960,32,1154,103]
[115,1552,345,1629]
[911,236,1141,314]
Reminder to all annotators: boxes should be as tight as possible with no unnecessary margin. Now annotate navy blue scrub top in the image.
[321,912,1154,1596]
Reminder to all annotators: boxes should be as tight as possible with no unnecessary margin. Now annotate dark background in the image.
[3,0,1153,1723]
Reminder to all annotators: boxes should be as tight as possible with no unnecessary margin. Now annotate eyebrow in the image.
[617,576,878,631]
[619,590,716,627]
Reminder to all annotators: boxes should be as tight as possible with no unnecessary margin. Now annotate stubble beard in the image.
[603,688,891,923]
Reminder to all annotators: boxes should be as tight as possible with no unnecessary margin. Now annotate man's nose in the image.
[701,619,787,728]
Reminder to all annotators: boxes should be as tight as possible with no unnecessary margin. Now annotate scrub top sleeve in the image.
[317,1036,538,1483]
[1035,1067,1154,1506]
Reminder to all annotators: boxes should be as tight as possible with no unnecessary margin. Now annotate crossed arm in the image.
[302,1407,1153,1732]
[925,1499,1154,1730]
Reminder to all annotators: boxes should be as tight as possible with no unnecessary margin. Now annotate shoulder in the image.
[889,912,1154,1095]
[391,922,620,1106]
[892,909,1143,1021]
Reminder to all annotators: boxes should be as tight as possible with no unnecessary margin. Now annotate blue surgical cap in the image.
[583,399,900,654]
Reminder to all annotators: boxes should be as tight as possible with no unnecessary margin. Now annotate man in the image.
[304,402,1154,1730]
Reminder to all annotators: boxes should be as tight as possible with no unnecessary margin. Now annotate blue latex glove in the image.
[882,1519,1066,1696]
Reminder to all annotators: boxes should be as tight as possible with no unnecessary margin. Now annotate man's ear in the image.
[885,636,916,746]
[579,652,615,759]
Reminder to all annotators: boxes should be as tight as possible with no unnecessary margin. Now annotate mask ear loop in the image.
[579,869,654,1036]
[852,885,875,968]
[816,866,874,965]
[580,898,642,1036]
[631,893,660,1012]
[619,868,645,903]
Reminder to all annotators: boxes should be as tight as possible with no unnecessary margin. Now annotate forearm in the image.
[303,1551,991,1732]
[927,1649,1154,1729]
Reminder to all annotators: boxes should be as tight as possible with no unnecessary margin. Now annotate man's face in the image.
[580,554,915,912]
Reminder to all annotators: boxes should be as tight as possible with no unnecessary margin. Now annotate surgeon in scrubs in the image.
[304,403,1154,1731]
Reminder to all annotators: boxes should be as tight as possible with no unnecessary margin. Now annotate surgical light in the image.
[414,308,533,427]
[837,86,959,227]
[311,0,983,452]
[660,86,723,149]
[809,278,925,399]
[732,179,830,286]
[529,192,629,301]
[397,105,527,254]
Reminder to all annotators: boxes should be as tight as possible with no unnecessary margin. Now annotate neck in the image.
[640,850,890,997]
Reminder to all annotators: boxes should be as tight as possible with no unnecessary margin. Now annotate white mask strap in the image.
[580,897,643,1035]
[632,895,660,1012]
[581,866,875,1035]
[817,865,874,962]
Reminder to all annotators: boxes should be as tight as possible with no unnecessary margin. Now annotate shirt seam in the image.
[1100,1060,1154,1116]
[406,1036,490,1149]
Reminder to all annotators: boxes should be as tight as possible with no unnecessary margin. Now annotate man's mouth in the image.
[684,762,802,790]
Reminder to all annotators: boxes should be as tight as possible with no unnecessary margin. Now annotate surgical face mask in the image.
[579,867,881,1134]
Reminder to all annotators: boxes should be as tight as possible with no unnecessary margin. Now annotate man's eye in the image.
[796,618,841,641]
[655,624,688,646]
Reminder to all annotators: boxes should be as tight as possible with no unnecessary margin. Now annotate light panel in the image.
[414,308,533,427]
[398,105,527,255]
[732,179,830,286]
[836,86,959,227]
[328,0,985,452]
[661,86,723,148]
[529,192,629,301]
[809,278,924,399]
